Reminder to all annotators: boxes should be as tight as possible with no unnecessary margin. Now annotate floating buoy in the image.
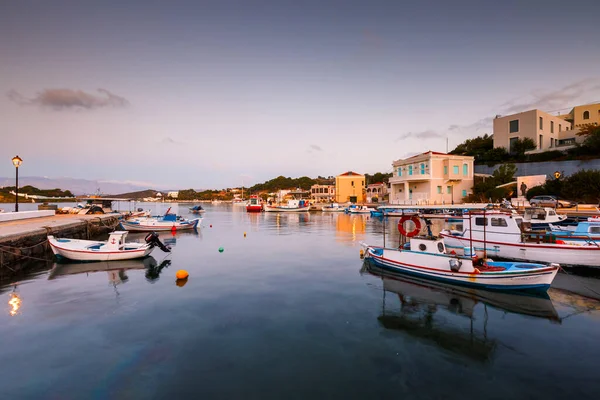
[218,247,224,253]
[359,249,365,259]
[171,225,177,232]
[176,270,189,280]
[244,232,247,237]
[210,224,213,228]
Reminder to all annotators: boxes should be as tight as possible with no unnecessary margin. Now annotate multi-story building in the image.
[389,151,474,205]
[310,184,335,202]
[493,102,600,152]
[335,171,365,203]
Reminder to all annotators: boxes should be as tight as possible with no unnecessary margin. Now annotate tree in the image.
[491,163,517,185]
[510,138,536,159]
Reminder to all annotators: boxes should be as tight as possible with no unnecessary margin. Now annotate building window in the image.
[462,189,467,197]
[583,111,590,120]
[398,167,402,177]
[551,121,554,133]
[351,181,354,187]
[550,138,554,148]
[509,120,519,133]
[446,186,451,194]
[463,164,468,176]
[509,137,518,153]
[539,116,543,130]
[453,165,459,174]
[437,186,442,194]
[420,163,425,174]
[408,165,413,175]
[559,124,562,132]
[539,134,543,149]
[444,166,448,175]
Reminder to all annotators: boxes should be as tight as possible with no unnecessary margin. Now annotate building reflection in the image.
[362,260,562,363]
[335,214,367,244]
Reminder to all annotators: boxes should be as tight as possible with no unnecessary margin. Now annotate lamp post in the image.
[12,155,22,212]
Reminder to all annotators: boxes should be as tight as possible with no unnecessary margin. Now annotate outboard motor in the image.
[145,232,171,252]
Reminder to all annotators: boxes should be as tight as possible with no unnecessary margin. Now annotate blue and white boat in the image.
[548,220,600,242]
[522,207,570,229]
[120,210,200,232]
[362,235,559,291]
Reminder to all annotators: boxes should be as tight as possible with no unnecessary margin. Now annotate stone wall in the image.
[474,159,600,177]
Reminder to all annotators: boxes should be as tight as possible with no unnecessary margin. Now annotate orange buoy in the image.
[176,270,189,280]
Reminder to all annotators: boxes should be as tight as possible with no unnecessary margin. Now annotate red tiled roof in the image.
[405,150,448,159]
[338,171,363,176]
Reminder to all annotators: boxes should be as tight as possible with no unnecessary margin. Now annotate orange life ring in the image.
[398,216,421,237]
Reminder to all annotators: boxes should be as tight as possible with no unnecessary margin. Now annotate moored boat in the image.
[263,199,310,212]
[322,203,346,212]
[48,231,170,262]
[548,220,600,242]
[347,205,371,214]
[440,211,600,267]
[246,195,263,213]
[362,235,558,291]
[522,207,570,229]
[120,210,200,232]
[189,205,206,214]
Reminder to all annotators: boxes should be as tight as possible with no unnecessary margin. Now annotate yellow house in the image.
[335,171,365,203]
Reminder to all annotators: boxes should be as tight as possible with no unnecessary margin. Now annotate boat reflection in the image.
[362,259,562,363]
[48,256,171,285]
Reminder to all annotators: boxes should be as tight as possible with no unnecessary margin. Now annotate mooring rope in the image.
[559,266,600,299]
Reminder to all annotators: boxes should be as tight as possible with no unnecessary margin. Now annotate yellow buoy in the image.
[359,249,365,259]
[244,232,247,237]
[176,270,189,280]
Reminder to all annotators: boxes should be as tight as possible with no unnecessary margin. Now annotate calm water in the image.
[2,203,600,399]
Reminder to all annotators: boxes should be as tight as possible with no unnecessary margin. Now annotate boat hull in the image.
[246,205,263,212]
[49,239,153,262]
[263,206,310,212]
[119,218,200,232]
[440,232,600,267]
[365,247,557,291]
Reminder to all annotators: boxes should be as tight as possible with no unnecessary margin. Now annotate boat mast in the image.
[483,209,487,259]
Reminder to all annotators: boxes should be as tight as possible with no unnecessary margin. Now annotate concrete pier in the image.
[0,214,120,274]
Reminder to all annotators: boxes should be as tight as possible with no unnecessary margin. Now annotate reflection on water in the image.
[8,289,21,317]
[361,259,565,363]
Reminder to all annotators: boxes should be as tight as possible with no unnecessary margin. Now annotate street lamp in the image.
[12,155,22,212]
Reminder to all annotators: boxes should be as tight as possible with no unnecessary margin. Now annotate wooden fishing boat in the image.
[322,203,346,212]
[246,195,263,213]
[120,209,200,232]
[48,231,170,262]
[263,199,310,212]
[440,211,600,267]
[361,214,559,291]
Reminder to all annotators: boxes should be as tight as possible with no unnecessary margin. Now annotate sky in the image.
[1,0,600,190]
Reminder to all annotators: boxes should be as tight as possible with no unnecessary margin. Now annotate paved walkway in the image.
[0,214,118,239]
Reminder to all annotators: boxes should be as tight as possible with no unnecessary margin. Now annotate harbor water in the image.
[1,203,600,399]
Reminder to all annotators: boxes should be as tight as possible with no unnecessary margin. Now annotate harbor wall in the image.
[0,215,120,276]
[474,158,600,177]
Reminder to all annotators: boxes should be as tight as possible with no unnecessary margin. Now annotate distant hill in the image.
[110,189,161,199]
[0,176,159,195]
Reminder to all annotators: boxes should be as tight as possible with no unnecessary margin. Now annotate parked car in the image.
[529,195,576,208]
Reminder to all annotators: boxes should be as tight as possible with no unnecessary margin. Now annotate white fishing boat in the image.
[263,199,310,212]
[522,207,569,229]
[48,231,170,262]
[362,235,558,291]
[440,211,600,267]
[120,208,200,232]
[347,205,372,214]
[322,203,346,212]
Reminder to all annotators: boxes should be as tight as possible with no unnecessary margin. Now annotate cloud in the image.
[395,130,445,142]
[309,144,323,151]
[7,88,130,110]
[499,79,600,115]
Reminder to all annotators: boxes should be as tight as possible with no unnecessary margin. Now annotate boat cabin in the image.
[409,237,447,255]
[523,207,565,223]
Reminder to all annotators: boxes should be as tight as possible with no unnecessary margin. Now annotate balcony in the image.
[389,173,431,183]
